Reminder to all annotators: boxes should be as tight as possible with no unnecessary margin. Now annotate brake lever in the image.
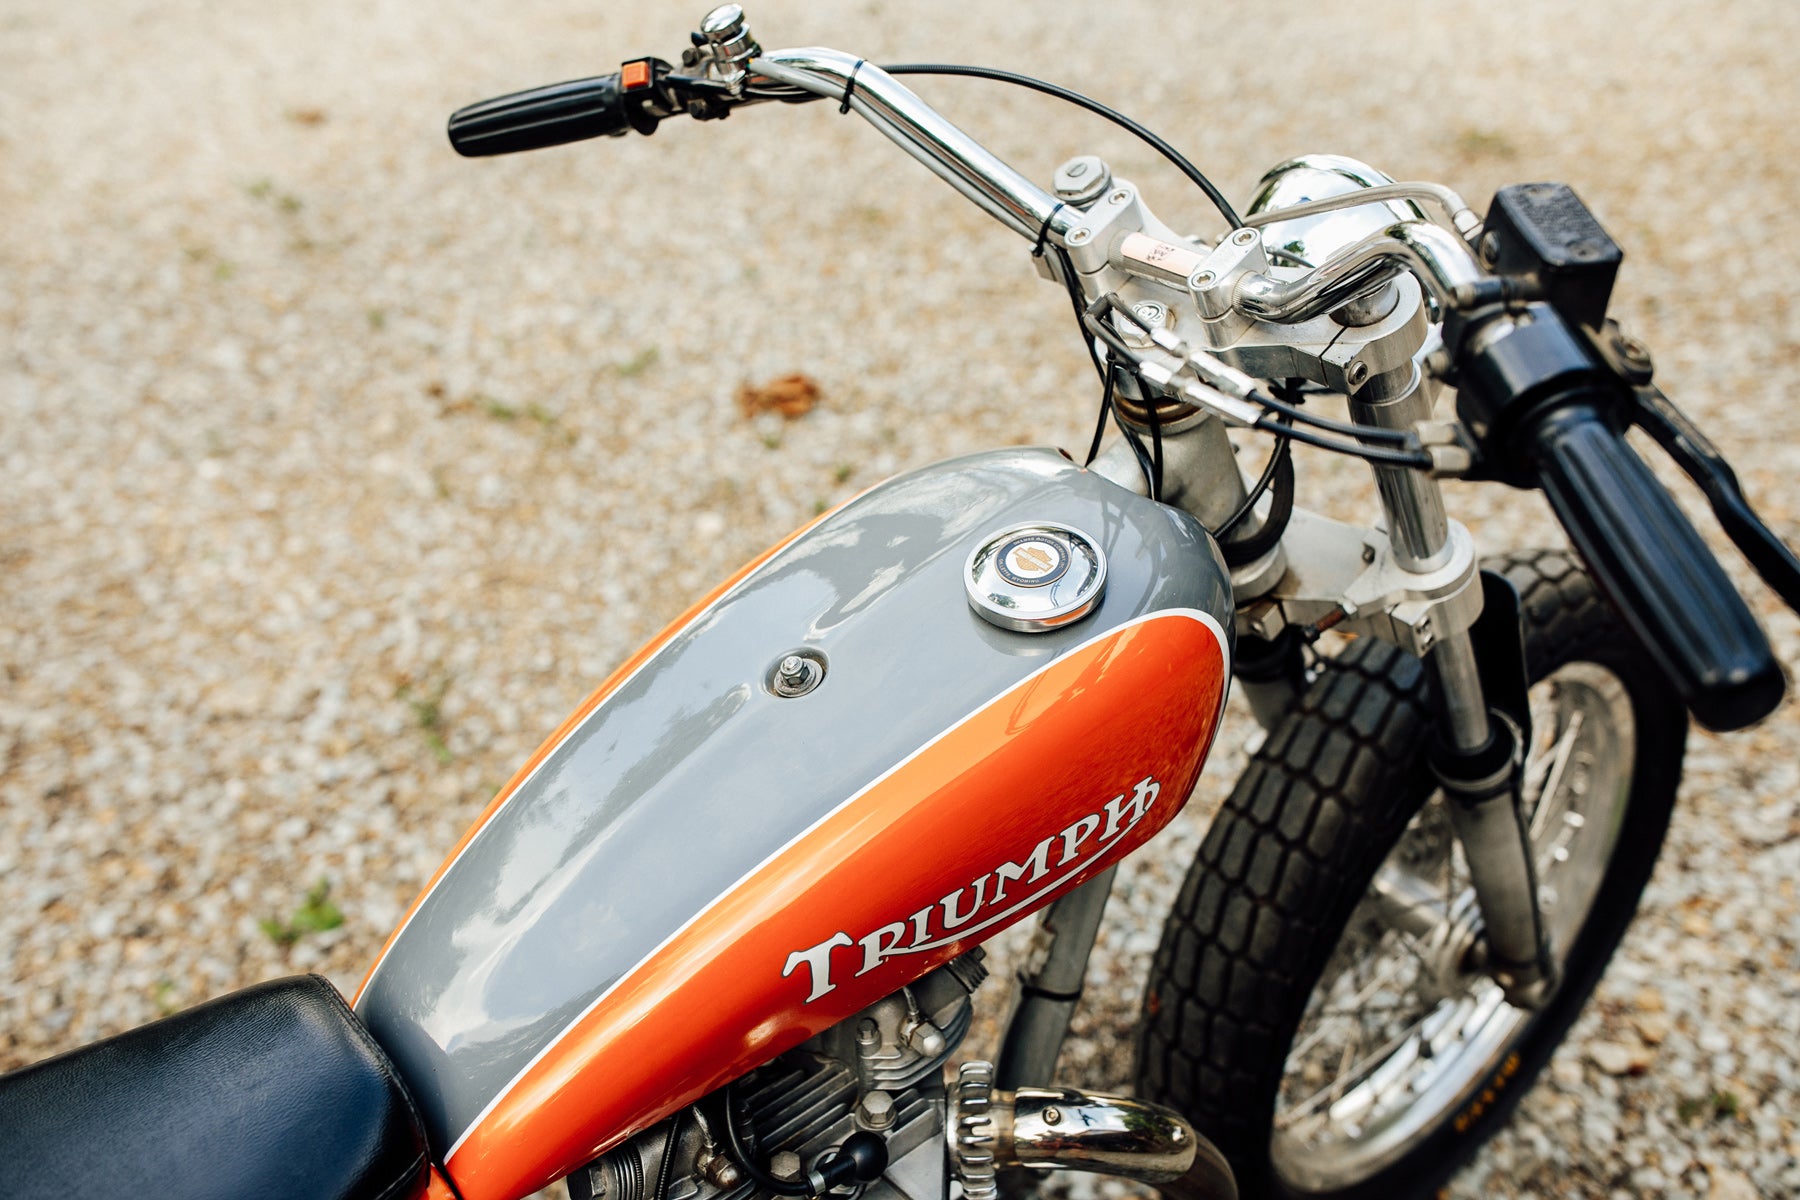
[1628,383,1800,614]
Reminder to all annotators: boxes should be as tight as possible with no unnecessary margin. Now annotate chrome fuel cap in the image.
[965,522,1107,633]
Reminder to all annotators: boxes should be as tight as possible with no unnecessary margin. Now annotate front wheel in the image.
[1135,549,1688,1199]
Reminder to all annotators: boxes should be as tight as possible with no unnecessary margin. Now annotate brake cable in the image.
[752,61,1243,230]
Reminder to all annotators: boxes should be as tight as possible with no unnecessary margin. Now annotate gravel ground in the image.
[3,2,1798,1197]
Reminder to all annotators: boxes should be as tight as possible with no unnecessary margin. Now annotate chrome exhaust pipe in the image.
[949,1062,1237,1199]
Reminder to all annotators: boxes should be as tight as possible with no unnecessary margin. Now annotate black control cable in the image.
[1090,295,1418,446]
[879,63,1242,231]
[721,1085,810,1197]
[1079,301,1433,469]
[1216,412,1293,540]
[751,62,1243,230]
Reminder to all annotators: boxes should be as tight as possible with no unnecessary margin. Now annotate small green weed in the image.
[260,879,345,947]
[615,346,660,378]
[1454,127,1517,160]
[397,676,453,764]
[1676,1090,1742,1122]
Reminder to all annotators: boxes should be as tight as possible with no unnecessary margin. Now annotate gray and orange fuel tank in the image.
[353,448,1235,1200]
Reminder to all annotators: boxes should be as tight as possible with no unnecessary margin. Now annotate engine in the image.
[569,953,988,1200]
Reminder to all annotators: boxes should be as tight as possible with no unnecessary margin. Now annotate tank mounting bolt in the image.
[768,649,826,698]
[1041,1107,1062,1126]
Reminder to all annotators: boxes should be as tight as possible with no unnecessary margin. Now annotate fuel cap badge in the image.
[965,522,1106,633]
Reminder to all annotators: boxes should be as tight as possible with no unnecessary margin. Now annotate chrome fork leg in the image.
[1430,632,1556,1008]
[1358,363,1552,1008]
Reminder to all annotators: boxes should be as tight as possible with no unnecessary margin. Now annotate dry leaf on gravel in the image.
[737,373,821,420]
[1590,1040,1655,1076]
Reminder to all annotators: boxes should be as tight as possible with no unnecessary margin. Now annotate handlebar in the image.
[1525,395,1784,731]
[749,50,1075,245]
[447,45,1081,249]
[448,67,667,158]
[447,18,1791,733]
[1458,307,1785,732]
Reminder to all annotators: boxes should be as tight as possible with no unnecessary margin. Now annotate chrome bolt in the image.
[700,4,746,38]
[1231,227,1259,246]
[1108,188,1131,205]
[1347,360,1370,388]
[908,1021,947,1058]
[1041,1107,1062,1126]
[770,650,824,698]
[1066,227,1093,246]
[1478,231,1501,268]
[698,1152,744,1189]
[858,1089,897,1131]
[1053,155,1112,205]
[1191,270,1215,288]
[1130,301,1168,328]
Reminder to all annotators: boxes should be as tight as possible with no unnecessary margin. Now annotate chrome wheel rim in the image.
[1270,662,1637,1192]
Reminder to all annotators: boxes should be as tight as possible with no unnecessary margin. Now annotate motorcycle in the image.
[5,7,1798,1200]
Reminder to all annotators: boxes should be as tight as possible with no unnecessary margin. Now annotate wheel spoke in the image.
[1272,659,1637,1192]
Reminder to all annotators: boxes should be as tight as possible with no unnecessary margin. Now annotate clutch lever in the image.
[1628,383,1800,615]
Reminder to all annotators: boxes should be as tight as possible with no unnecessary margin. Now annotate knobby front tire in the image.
[1136,549,1687,1200]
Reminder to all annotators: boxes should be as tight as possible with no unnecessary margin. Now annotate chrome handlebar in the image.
[750,51,1078,246]
[1234,221,1486,324]
[746,50,1487,332]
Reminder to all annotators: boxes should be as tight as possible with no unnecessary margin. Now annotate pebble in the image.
[1591,1042,1652,1078]
[1708,1168,1760,1200]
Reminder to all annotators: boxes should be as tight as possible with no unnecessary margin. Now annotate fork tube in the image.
[1350,362,1452,573]
[995,866,1116,1090]
[1357,365,1548,1005]
[1431,631,1492,751]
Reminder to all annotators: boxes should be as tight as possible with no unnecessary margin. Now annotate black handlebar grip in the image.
[1526,397,1785,730]
[448,74,645,157]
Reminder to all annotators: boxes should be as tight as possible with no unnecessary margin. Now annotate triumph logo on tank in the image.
[783,775,1161,1003]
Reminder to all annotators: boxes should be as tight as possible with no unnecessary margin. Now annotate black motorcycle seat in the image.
[0,973,431,1200]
